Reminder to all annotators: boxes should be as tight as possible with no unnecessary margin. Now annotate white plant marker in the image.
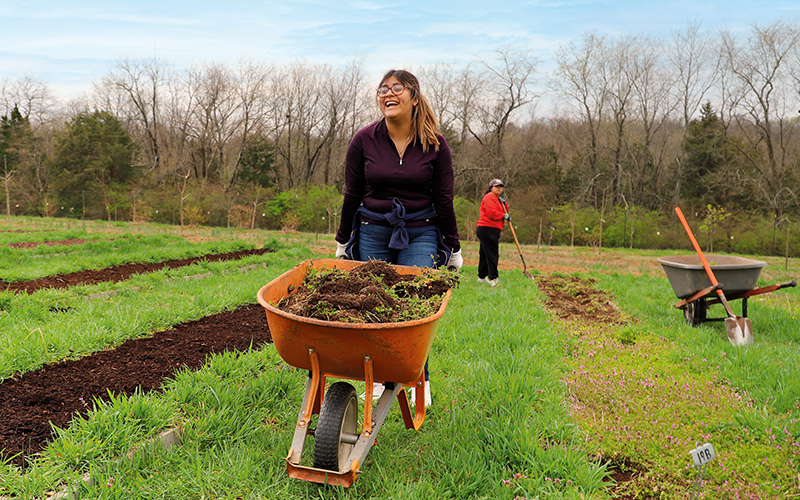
[689,442,715,499]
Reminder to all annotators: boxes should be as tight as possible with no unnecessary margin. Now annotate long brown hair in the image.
[378,69,441,152]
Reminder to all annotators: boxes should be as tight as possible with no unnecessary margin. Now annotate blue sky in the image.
[2,0,799,98]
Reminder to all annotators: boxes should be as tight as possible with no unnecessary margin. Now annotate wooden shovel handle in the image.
[674,207,742,320]
[675,207,721,289]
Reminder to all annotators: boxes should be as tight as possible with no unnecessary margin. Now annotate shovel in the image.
[675,207,753,346]
[499,197,534,281]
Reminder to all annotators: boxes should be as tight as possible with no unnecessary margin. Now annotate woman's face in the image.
[491,185,504,196]
[378,76,418,122]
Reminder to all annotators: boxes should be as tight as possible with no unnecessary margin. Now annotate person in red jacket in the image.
[476,178,509,286]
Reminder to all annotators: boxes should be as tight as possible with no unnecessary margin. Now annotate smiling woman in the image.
[333,69,463,406]
[334,69,461,271]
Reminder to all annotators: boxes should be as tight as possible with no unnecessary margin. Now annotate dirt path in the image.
[535,276,639,498]
[1,248,274,294]
[0,304,271,468]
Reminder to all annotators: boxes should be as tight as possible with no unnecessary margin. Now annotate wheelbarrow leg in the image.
[286,364,325,466]
[342,383,402,468]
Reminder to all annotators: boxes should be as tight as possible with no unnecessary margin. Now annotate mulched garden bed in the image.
[0,303,271,468]
[7,238,97,249]
[1,248,274,294]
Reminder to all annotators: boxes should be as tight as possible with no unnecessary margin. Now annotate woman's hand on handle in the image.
[335,241,348,259]
[447,249,463,271]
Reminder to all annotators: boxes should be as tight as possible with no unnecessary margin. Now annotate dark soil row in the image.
[1,248,274,294]
[0,303,271,468]
[7,238,96,249]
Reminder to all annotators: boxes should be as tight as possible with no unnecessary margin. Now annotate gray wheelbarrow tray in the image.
[657,255,796,325]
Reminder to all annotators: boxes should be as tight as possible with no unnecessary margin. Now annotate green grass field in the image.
[1,216,798,499]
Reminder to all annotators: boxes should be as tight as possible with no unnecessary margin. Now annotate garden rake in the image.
[499,197,534,281]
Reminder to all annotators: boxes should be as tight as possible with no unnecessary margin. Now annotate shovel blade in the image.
[725,317,753,346]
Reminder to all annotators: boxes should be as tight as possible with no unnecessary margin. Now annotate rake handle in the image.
[501,201,526,262]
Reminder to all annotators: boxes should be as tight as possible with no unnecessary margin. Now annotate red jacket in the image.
[476,192,506,230]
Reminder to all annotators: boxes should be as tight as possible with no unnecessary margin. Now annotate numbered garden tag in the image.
[689,442,715,467]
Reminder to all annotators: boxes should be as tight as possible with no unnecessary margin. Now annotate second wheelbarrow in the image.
[658,254,796,340]
[256,258,453,487]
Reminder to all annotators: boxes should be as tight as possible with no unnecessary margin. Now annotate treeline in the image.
[1,21,799,255]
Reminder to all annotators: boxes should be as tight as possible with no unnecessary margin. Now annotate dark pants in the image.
[476,226,501,280]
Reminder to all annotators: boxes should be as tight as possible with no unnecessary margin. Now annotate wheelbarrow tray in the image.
[657,254,766,299]
[256,258,451,385]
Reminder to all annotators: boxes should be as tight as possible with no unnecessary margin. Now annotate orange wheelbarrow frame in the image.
[256,259,452,487]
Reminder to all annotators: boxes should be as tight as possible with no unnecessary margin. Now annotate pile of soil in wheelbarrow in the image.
[277,260,458,323]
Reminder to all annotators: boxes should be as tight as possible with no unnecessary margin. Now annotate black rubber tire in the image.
[313,382,358,471]
[684,302,697,326]
[684,299,707,326]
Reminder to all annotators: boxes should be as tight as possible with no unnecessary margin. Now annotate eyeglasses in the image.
[377,83,407,96]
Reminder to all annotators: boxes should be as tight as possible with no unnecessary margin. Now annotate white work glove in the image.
[335,241,348,259]
[446,249,463,271]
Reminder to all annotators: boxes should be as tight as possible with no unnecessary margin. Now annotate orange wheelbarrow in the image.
[256,259,453,487]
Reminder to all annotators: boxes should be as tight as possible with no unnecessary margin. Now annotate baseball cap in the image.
[489,178,504,188]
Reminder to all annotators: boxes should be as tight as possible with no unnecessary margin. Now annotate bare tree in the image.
[177,165,191,234]
[470,47,538,165]
[666,22,721,204]
[320,58,368,185]
[552,32,610,206]
[2,155,14,218]
[721,22,800,226]
[603,35,642,206]
[419,62,491,195]
[157,70,196,185]
[623,35,678,207]
[269,60,368,188]
[182,62,241,181]
[96,57,169,172]
[0,75,55,128]
[419,61,461,138]
[228,59,275,188]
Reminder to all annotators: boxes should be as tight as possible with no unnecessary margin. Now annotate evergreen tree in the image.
[682,102,728,205]
[51,111,139,220]
[235,138,277,188]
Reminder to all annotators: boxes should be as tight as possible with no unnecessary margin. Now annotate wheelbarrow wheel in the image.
[313,381,358,472]
[684,299,707,326]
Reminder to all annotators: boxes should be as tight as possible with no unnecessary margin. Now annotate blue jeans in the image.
[358,221,437,380]
[358,222,439,268]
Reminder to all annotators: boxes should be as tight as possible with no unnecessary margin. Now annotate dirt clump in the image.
[277,260,457,323]
[536,275,628,325]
